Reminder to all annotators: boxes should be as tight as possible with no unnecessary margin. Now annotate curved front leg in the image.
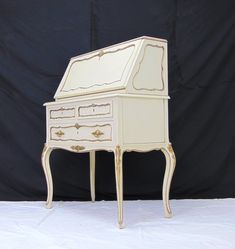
[41,145,54,209]
[114,145,124,229]
[161,143,176,218]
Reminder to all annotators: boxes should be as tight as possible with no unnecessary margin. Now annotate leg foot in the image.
[114,146,124,228]
[161,143,176,218]
[41,145,54,209]
[89,151,96,202]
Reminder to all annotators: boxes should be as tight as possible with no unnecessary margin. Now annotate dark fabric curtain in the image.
[0,0,234,201]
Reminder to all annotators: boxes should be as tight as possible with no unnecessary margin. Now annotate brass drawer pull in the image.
[55,130,64,137]
[71,145,85,152]
[92,129,104,138]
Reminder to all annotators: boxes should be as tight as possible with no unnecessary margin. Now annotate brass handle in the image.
[92,129,104,138]
[55,130,64,137]
[71,145,85,152]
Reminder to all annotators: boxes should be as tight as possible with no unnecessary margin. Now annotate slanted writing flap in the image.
[54,39,142,99]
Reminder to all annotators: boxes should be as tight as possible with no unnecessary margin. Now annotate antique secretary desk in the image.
[41,36,176,228]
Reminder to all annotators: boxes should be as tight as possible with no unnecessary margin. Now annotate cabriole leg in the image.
[161,143,176,218]
[41,145,54,209]
[114,146,124,229]
[89,151,96,202]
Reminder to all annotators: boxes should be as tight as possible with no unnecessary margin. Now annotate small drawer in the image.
[50,122,113,142]
[49,107,75,119]
[78,101,112,118]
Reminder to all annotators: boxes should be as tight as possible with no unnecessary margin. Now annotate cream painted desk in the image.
[41,36,176,228]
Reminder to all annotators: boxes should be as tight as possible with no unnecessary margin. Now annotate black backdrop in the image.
[0,0,234,201]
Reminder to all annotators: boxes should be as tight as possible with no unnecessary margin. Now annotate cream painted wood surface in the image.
[121,97,165,144]
[42,36,176,228]
[62,45,135,91]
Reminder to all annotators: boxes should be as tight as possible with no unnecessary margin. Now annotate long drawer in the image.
[49,121,113,142]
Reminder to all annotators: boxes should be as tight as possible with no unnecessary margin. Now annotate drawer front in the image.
[49,107,75,119]
[50,122,113,142]
[78,101,112,118]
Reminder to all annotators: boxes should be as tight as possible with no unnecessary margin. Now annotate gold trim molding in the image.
[132,44,165,91]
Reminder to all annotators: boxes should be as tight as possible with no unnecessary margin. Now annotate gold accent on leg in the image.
[161,143,176,218]
[167,143,176,160]
[114,145,124,229]
[41,144,54,209]
[89,151,96,202]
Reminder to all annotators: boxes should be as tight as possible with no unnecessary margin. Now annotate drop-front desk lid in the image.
[54,36,168,100]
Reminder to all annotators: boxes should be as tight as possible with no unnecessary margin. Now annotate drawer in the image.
[49,106,75,119]
[49,122,113,142]
[78,101,112,118]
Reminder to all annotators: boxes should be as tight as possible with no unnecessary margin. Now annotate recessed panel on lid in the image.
[56,43,138,98]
